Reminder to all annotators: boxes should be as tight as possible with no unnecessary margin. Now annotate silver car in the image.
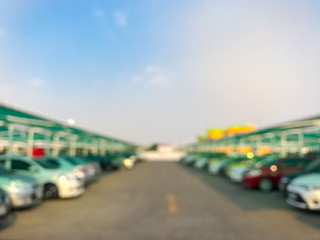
[0,165,42,208]
[0,188,11,219]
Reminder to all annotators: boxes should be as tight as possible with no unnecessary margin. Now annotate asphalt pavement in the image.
[1,162,320,240]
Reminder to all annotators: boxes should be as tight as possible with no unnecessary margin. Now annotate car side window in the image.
[46,159,60,167]
[297,158,308,166]
[11,160,31,170]
[281,158,298,167]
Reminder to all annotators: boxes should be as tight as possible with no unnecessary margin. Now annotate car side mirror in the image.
[29,166,39,173]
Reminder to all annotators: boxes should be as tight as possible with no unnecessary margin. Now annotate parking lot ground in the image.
[1,162,320,240]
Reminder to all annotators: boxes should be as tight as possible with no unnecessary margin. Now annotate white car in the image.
[208,160,226,175]
[194,158,208,169]
[183,155,197,165]
[228,165,250,183]
[287,173,320,211]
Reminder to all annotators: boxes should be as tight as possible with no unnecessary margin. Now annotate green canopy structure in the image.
[190,113,320,157]
[0,103,137,157]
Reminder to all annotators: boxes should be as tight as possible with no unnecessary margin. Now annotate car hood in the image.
[41,169,72,178]
[210,160,225,167]
[196,158,207,163]
[230,165,250,172]
[291,173,320,185]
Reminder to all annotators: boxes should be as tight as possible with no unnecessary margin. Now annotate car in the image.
[182,154,197,166]
[279,159,320,193]
[194,157,209,170]
[82,155,104,173]
[208,157,230,175]
[208,156,248,176]
[0,188,11,220]
[44,156,99,185]
[102,153,129,170]
[227,155,271,183]
[287,173,320,211]
[0,165,42,208]
[0,155,84,200]
[194,153,227,170]
[69,156,100,182]
[123,156,137,170]
[243,156,313,192]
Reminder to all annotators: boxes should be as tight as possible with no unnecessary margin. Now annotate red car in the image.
[243,155,312,192]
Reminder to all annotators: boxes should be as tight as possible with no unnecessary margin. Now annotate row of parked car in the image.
[0,152,139,223]
[181,152,320,211]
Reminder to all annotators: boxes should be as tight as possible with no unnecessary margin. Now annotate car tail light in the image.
[76,166,87,173]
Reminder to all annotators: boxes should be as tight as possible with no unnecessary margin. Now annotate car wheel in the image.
[44,184,59,200]
[259,178,273,192]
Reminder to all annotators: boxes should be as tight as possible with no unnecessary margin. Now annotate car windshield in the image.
[35,160,59,169]
[65,157,86,165]
[254,155,278,168]
[304,159,320,171]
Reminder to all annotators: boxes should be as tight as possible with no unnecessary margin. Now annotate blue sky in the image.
[0,0,320,145]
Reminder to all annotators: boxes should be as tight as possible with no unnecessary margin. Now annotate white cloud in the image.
[131,75,143,83]
[93,9,105,18]
[145,64,162,75]
[149,74,170,85]
[113,10,127,26]
[30,78,45,87]
[131,64,172,85]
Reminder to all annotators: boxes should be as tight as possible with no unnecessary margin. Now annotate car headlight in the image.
[58,175,69,182]
[124,159,133,167]
[10,180,28,190]
[246,169,261,177]
[307,185,320,191]
[291,184,320,191]
[58,173,76,182]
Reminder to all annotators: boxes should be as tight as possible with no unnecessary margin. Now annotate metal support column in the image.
[27,128,35,157]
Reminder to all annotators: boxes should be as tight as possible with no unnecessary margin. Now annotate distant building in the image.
[157,144,176,154]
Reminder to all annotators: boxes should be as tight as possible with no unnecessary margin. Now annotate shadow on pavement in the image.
[292,208,320,229]
[179,163,320,230]
[0,212,17,230]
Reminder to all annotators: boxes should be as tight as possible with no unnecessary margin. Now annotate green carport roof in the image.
[0,103,136,147]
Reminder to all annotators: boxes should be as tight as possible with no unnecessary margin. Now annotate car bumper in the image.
[0,204,11,220]
[229,172,244,183]
[195,163,206,169]
[9,187,43,208]
[86,170,100,183]
[0,197,11,219]
[243,176,260,188]
[58,180,85,198]
[208,164,222,175]
[287,185,320,211]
